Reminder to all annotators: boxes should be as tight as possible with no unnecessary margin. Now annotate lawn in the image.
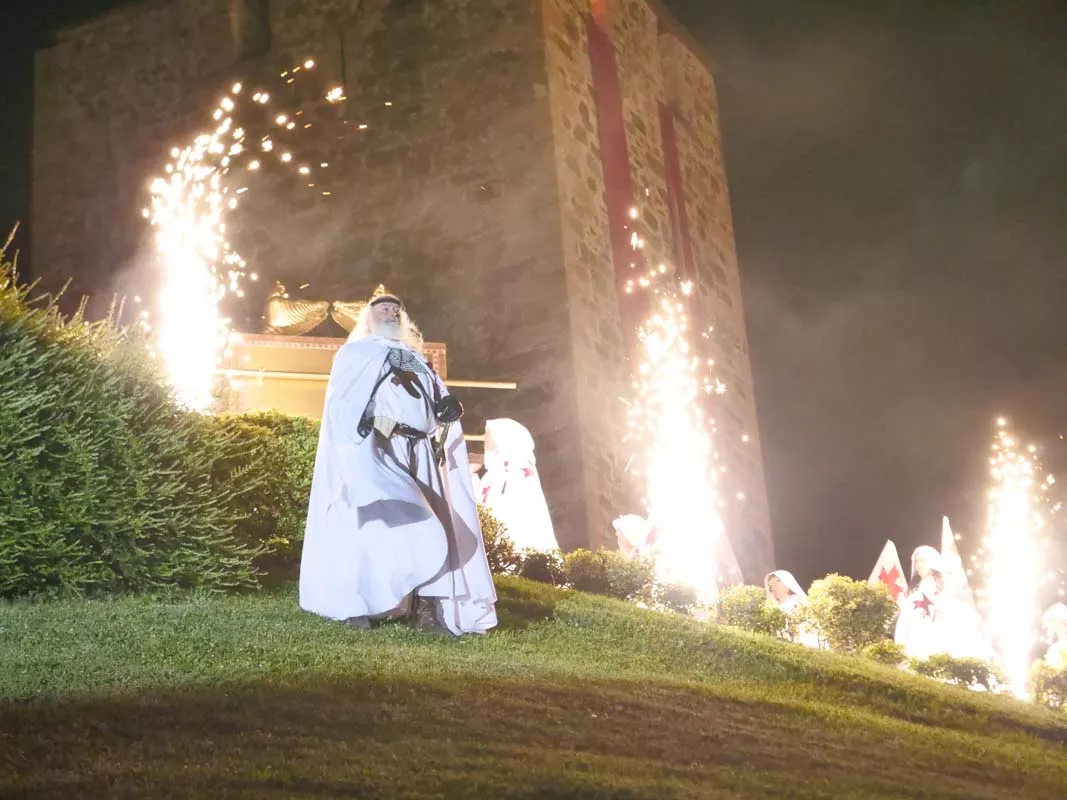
[1,576,1065,799]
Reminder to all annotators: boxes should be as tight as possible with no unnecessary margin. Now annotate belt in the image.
[392,423,430,439]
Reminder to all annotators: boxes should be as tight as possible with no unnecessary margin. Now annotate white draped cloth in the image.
[299,334,497,635]
[479,418,558,552]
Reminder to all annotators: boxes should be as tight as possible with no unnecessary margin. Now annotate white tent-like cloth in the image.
[299,334,497,636]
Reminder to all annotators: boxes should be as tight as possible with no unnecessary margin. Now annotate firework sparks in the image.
[980,417,1052,695]
[622,209,733,604]
[145,60,370,409]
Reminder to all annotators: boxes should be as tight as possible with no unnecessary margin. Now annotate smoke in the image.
[668,0,1067,583]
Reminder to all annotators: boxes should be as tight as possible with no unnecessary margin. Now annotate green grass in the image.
[1,577,1065,799]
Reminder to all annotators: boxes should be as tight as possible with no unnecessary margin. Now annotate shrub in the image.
[478,505,523,575]
[0,256,259,598]
[910,654,1003,691]
[806,574,898,653]
[193,411,319,582]
[1031,662,1067,710]
[652,582,701,615]
[715,585,788,637]
[561,548,654,602]
[517,548,566,586]
[861,640,907,667]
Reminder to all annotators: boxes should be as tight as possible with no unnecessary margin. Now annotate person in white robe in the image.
[765,570,822,648]
[894,545,991,661]
[299,285,497,636]
[479,418,559,552]
[1042,602,1067,670]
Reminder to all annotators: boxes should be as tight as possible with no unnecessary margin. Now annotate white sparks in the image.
[981,418,1050,696]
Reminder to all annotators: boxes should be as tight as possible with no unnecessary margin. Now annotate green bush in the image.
[861,640,907,667]
[0,256,259,598]
[652,582,701,615]
[561,548,654,602]
[807,574,898,653]
[910,654,1003,691]
[478,505,522,575]
[1031,662,1067,711]
[715,585,787,637]
[517,548,566,586]
[193,411,318,582]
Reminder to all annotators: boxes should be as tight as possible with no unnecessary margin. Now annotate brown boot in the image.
[411,597,450,635]
[344,616,371,631]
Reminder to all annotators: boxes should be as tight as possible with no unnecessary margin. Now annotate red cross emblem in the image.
[879,565,905,601]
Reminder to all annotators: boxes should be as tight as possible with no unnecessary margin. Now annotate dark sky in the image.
[3,1,1066,588]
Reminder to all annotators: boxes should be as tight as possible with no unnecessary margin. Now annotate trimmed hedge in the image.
[807,574,897,653]
[715,585,787,637]
[194,411,318,583]
[0,256,259,598]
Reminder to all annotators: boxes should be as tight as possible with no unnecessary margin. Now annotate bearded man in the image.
[299,285,497,635]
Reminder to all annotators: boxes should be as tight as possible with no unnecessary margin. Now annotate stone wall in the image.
[657,15,775,578]
[540,0,774,576]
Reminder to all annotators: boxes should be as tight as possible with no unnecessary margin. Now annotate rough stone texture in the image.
[32,0,773,576]
[540,0,773,575]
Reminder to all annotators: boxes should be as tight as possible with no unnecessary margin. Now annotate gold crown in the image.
[368,284,402,307]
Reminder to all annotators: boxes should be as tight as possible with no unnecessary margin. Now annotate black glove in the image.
[434,394,463,423]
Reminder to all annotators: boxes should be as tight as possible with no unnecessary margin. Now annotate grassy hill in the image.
[2,576,1065,799]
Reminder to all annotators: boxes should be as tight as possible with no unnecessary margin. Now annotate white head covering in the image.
[765,570,806,601]
[483,418,536,473]
[911,545,945,578]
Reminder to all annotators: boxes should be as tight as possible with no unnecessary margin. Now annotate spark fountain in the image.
[980,417,1055,695]
[621,210,738,605]
[145,61,364,410]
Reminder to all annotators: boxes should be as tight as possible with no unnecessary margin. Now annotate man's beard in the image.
[370,319,402,340]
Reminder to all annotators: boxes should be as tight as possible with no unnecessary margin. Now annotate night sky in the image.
[2,1,1065,588]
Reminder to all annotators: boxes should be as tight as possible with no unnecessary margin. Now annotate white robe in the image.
[479,418,558,552]
[299,334,497,635]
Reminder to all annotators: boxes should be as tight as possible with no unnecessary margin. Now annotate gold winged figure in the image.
[264,282,330,335]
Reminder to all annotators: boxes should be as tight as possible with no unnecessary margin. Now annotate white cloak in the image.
[299,334,497,635]
[480,418,559,552]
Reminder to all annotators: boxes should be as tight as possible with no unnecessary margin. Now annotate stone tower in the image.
[32,0,775,579]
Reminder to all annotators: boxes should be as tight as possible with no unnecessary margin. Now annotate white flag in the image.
[869,539,908,603]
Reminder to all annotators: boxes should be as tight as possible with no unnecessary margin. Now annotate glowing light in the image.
[621,220,731,605]
[145,64,348,409]
[980,417,1051,696]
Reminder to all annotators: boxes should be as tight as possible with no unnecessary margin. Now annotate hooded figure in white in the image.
[894,544,990,661]
[765,570,822,649]
[479,418,558,552]
[299,286,497,636]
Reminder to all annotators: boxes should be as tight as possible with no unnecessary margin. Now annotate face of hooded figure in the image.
[767,574,792,603]
[914,552,932,579]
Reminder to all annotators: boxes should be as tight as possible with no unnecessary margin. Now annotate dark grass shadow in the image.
[1,674,1063,800]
